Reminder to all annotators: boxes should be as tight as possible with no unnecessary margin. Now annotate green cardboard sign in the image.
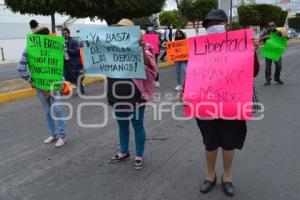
[260,32,287,62]
[27,34,65,91]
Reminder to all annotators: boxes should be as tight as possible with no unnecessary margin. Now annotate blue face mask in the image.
[206,25,226,34]
[147,27,153,32]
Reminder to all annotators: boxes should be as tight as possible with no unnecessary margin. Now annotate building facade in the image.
[0,1,106,61]
[276,0,300,16]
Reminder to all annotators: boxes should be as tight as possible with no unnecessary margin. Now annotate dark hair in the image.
[36,28,50,35]
[29,20,38,29]
[267,21,276,26]
[62,28,70,34]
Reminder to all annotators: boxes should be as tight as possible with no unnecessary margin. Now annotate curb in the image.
[288,40,300,43]
[0,62,175,104]
[0,60,18,65]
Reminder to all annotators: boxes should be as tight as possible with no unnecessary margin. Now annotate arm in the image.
[17,50,34,88]
[17,50,31,81]
[139,37,151,67]
[259,29,269,42]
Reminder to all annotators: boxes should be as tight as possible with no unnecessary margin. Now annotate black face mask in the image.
[268,26,276,33]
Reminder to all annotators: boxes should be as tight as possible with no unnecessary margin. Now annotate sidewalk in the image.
[0,59,18,65]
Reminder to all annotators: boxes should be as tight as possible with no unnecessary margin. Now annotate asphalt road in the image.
[0,63,19,81]
[0,43,300,200]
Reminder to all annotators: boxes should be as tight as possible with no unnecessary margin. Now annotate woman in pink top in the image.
[107,19,158,170]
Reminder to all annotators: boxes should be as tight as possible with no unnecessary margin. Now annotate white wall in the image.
[0,39,26,60]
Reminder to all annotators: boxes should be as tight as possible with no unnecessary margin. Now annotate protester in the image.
[174,28,187,91]
[18,22,67,148]
[107,19,158,170]
[29,19,39,33]
[160,24,173,62]
[260,21,284,86]
[62,28,85,94]
[184,9,260,196]
[147,23,161,88]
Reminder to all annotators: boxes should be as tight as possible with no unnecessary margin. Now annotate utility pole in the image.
[230,0,233,23]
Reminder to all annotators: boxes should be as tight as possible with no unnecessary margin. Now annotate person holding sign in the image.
[17,23,67,148]
[160,24,173,62]
[173,28,187,91]
[62,28,85,94]
[260,21,285,86]
[146,23,161,88]
[183,10,260,196]
[106,19,158,170]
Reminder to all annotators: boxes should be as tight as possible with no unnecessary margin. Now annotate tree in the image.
[179,0,218,34]
[230,22,242,30]
[175,0,188,28]
[63,0,166,25]
[278,11,288,27]
[4,0,166,31]
[4,0,75,32]
[255,4,287,27]
[159,10,181,28]
[238,4,288,28]
[238,5,260,27]
[132,16,153,30]
[288,17,300,30]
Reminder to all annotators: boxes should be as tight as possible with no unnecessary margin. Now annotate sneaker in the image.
[44,136,58,144]
[55,138,66,148]
[174,85,183,91]
[154,81,160,88]
[109,153,130,163]
[134,159,144,170]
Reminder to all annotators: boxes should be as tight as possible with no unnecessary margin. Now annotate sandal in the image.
[109,152,130,163]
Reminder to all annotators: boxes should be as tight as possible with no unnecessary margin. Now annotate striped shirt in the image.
[17,50,31,81]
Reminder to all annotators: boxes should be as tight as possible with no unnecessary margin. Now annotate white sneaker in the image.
[44,136,58,144]
[155,81,160,88]
[175,85,183,91]
[55,138,66,148]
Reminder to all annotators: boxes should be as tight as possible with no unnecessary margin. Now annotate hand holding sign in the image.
[166,39,189,62]
[143,34,159,54]
[260,32,287,62]
[80,26,146,79]
[27,34,65,91]
[183,29,255,120]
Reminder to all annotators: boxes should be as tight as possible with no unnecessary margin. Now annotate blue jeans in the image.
[114,106,146,157]
[175,61,187,86]
[36,91,66,138]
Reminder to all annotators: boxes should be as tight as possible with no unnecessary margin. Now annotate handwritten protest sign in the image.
[260,32,287,62]
[80,26,146,79]
[143,34,160,54]
[27,34,64,91]
[183,29,255,120]
[166,39,189,62]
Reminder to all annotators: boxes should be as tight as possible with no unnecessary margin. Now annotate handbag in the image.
[253,84,262,112]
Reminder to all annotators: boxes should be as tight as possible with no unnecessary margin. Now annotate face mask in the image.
[147,27,153,32]
[206,25,226,34]
[268,27,276,33]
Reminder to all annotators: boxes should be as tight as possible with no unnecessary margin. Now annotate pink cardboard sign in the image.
[183,29,255,120]
[143,34,160,54]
